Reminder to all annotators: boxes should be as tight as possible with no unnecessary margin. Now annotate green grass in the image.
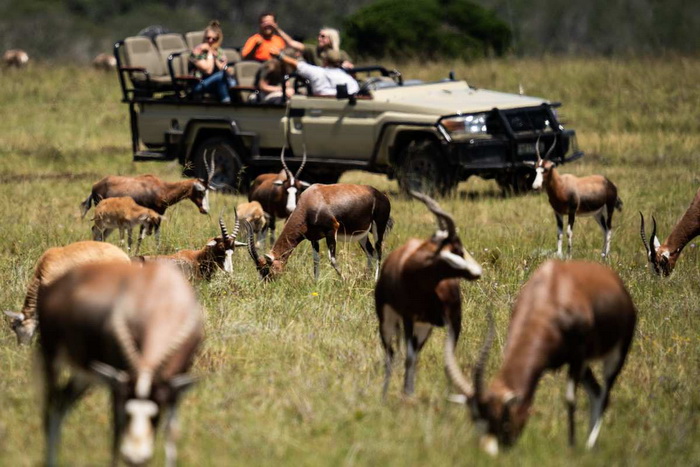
[0,58,699,466]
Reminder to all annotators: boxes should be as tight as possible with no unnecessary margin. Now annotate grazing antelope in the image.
[375,191,482,396]
[529,138,622,258]
[4,241,130,345]
[37,261,203,466]
[135,214,246,280]
[445,260,636,455]
[91,197,164,255]
[248,147,309,245]
[245,183,392,281]
[80,155,216,217]
[640,187,700,276]
[237,201,269,248]
[3,49,29,67]
[92,52,117,71]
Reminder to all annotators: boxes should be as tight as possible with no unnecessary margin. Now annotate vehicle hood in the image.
[371,80,548,115]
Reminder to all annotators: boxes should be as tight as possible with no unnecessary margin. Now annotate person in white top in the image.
[270,47,359,97]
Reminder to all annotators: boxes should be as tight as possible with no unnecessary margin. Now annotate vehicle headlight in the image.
[440,113,489,139]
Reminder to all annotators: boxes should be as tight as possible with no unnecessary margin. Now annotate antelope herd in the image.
[2,134,698,463]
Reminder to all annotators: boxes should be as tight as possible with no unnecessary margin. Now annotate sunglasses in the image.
[318,34,327,38]
[205,36,219,42]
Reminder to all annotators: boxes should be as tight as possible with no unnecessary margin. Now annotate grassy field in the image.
[0,57,698,466]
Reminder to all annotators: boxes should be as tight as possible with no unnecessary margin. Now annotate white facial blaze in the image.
[122,399,158,464]
[224,249,234,273]
[532,168,544,190]
[480,434,499,457]
[440,249,483,277]
[286,187,298,213]
[201,190,210,213]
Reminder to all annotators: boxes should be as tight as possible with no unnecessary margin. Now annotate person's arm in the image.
[191,45,216,75]
[271,21,305,52]
[270,48,299,70]
[241,36,262,60]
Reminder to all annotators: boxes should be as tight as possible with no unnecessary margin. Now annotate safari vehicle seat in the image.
[155,33,189,65]
[118,36,175,97]
[185,30,204,50]
[231,60,262,103]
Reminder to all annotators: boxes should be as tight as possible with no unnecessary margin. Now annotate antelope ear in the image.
[194,181,206,192]
[653,236,661,250]
[90,361,129,386]
[234,241,247,247]
[170,374,198,393]
[264,254,274,265]
[206,239,217,247]
[273,180,284,186]
[4,310,24,322]
[522,160,535,167]
[502,391,519,405]
[300,181,311,188]
[661,250,670,259]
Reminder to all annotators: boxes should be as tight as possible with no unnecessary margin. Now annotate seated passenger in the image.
[257,48,298,104]
[241,12,303,62]
[190,20,236,103]
[300,28,354,69]
[271,48,359,97]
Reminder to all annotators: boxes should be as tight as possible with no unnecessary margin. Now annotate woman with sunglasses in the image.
[190,20,236,103]
[302,27,354,69]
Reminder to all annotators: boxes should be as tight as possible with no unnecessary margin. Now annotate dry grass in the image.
[0,58,698,466]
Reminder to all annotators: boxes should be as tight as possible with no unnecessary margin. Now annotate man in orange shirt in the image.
[242,12,304,62]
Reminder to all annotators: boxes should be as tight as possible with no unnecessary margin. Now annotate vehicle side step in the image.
[134,151,169,162]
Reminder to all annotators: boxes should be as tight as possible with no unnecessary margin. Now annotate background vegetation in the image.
[0,56,698,465]
[0,0,698,63]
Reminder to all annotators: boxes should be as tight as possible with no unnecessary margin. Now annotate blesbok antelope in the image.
[248,147,309,245]
[80,154,216,217]
[445,260,636,455]
[375,191,482,396]
[91,197,164,255]
[4,241,130,345]
[37,261,203,466]
[529,138,622,257]
[640,187,700,276]
[135,213,246,280]
[245,183,392,281]
[3,49,29,67]
[237,201,269,248]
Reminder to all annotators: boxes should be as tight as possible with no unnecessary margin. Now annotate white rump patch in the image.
[440,250,482,277]
[532,168,544,190]
[224,249,233,273]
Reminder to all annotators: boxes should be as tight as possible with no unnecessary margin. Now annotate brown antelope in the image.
[4,241,131,345]
[36,261,203,466]
[375,191,482,396]
[248,147,309,245]
[135,213,246,280]
[640,187,700,276]
[245,183,392,281]
[92,52,117,71]
[236,201,268,248]
[529,138,622,258]
[80,154,216,217]
[3,49,29,67]
[445,260,636,455]
[91,197,164,255]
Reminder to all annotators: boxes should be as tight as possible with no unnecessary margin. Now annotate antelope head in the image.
[639,212,676,276]
[277,146,309,214]
[530,137,557,190]
[243,221,282,280]
[194,150,218,214]
[209,209,246,273]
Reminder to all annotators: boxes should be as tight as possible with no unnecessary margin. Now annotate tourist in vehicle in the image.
[242,12,304,62]
[301,27,354,69]
[270,48,359,97]
[190,20,236,103]
[257,47,298,104]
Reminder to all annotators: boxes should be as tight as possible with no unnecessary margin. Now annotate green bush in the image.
[343,0,512,60]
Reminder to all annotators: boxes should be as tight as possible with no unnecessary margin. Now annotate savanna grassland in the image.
[0,57,698,466]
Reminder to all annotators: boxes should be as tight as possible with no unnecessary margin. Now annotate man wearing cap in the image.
[270,48,359,97]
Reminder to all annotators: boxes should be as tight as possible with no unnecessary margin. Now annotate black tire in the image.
[396,139,455,196]
[193,137,247,193]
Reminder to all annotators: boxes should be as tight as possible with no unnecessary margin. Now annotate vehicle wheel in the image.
[496,169,535,196]
[193,137,247,193]
[396,139,455,196]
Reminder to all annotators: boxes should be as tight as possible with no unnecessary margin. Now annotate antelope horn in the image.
[639,212,651,258]
[280,145,292,181]
[535,136,542,162]
[203,149,210,179]
[243,221,261,265]
[231,205,241,240]
[207,150,217,182]
[473,307,496,407]
[444,319,474,398]
[219,214,230,239]
[543,137,557,160]
[295,144,307,179]
[111,288,141,372]
[409,190,457,239]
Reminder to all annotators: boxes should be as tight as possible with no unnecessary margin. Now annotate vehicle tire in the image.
[396,139,455,197]
[193,137,247,193]
[496,169,535,196]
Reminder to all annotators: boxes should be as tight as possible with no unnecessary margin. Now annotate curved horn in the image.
[243,221,261,265]
[543,137,557,160]
[409,190,457,239]
[231,205,241,240]
[111,290,141,372]
[219,214,230,239]
[639,212,651,258]
[534,136,542,162]
[206,149,217,182]
[473,308,496,405]
[280,145,292,181]
[295,144,307,179]
[444,319,474,398]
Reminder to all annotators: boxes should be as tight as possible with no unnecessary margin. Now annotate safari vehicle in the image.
[115,37,583,194]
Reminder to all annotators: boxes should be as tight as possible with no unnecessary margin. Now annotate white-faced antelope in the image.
[80,156,216,217]
[445,260,636,455]
[3,49,29,67]
[248,147,309,245]
[91,197,164,255]
[640,187,700,276]
[4,241,131,345]
[529,138,622,257]
[245,183,392,281]
[36,261,203,466]
[135,213,245,280]
[375,191,482,396]
[236,201,269,248]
